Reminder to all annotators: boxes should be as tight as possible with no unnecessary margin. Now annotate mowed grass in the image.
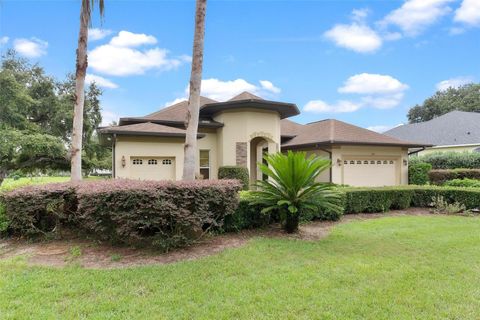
[0,176,103,192]
[2,215,480,319]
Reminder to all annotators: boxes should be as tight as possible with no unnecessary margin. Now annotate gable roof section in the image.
[281,119,305,137]
[282,119,428,148]
[228,91,264,101]
[98,122,205,138]
[384,111,480,146]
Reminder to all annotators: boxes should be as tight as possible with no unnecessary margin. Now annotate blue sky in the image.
[1,0,479,132]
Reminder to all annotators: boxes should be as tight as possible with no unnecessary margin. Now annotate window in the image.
[344,160,348,165]
[199,150,210,179]
[148,159,157,165]
[132,159,143,165]
[389,160,394,164]
[370,160,375,164]
[162,159,172,165]
[363,160,368,164]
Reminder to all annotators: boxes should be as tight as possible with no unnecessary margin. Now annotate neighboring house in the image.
[99,92,426,187]
[385,111,480,155]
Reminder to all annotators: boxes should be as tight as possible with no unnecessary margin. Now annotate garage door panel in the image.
[343,158,397,187]
[130,157,175,181]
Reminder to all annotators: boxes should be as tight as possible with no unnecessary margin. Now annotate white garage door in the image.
[343,159,398,187]
[130,157,175,181]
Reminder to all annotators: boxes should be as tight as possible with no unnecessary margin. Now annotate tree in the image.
[182,0,207,180]
[250,151,343,233]
[408,84,480,123]
[71,0,105,182]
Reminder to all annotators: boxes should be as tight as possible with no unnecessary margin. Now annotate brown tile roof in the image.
[281,119,429,148]
[281,119,305,137]
[98,122,205,138]
[141,96,218,122]
[228,91,264,101]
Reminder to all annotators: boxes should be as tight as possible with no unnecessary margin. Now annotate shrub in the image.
[0,201,8,234]
[445,178,480,188]
[342,186,480,214]
[218,166,250,190]
[223,191,274,231]
[408,162,432,185]
[430,195,468,215]
[429,169,480,185]
[416,152,480,169]
[250,151,343,233]
[2,183,77,236]
[76,179,241,250]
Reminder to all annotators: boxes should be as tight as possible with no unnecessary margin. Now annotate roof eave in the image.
[98,130,205,139]
[201,100,300,119]
[119,117,224,128]
[281,140,433,149]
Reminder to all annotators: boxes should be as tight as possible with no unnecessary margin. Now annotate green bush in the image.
[342,186,480,214]
[415,152,480,169]
[408,162,432,185]
[445,178,480,188]
[223,192,274,231]
[218,166,250,190]
[0,201,9,234]
[429,169,480,185]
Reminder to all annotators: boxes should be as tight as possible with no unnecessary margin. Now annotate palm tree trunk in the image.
[70,0,90,182]
[182,0,207,181]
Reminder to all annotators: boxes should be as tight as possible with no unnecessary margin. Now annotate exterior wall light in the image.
[403,159,408,166]
[121,156,126,168]
[337,158,342,166]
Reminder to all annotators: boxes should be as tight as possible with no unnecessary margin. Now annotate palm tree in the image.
[182,0,207,180]
[250,151,343,233]
[70,0,105,182]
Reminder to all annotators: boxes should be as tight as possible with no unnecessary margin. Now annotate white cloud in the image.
[110,31,157,47]
[367,124,402,133]
[259,80,281,94]
[304,100,362,113]
[85,74,118,89]
[351,8,370,23]
[101,110,120,126]
[339,73,409,95]
[13,38,48,58]
[381,0,454,36]
[163,97,187,108]
[436,76,474,91]
[324,23,382,53]
[0,36,9,46]
[454,0,480,26]
[361,93,405,109]
[89,28,113,41]
[89,31,188,76]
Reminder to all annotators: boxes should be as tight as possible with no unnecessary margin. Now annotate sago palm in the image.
[250,151,343,233]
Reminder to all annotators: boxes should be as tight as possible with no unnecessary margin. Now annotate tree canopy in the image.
[0,50,111,183]
[407,83,480,123]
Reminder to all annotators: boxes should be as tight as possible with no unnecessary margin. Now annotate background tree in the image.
[0,51,111,184]
[71,0,105,182]
[408,84,480,123]
[183,0,207,180]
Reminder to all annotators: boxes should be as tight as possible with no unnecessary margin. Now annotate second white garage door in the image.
[130,157,175,181]
[342,158,398,187]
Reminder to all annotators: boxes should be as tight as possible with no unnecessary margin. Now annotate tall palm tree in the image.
[182,0,207,180]
[70,0,104,182]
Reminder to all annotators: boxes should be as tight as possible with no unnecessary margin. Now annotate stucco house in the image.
[99,92,426,187]
[385,111,480,156]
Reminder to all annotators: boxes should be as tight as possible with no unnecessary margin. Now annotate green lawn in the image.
[1,215,480,319]
[0,176,103,192]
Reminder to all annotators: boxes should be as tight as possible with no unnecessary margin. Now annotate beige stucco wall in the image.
[214,109,281,176]
[330,145,409,186]
[418,144,480,156]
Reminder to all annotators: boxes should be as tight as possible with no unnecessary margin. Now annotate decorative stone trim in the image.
[236,142,248,167]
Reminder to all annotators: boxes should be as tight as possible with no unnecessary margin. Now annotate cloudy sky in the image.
[1,0,479,131]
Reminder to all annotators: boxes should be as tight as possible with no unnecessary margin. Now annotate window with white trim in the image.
[148,159,158,165]
[199,150,210,179]
[162,159,172,165]
[132,159,143,165]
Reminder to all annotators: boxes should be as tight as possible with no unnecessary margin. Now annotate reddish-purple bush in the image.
[2,183,77,236]
[2,179,241,250]
[75,179,241,249]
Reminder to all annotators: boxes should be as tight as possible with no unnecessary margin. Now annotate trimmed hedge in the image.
[445,179,480,188]
[343,186,480,214]
[408,162,432,185]
[2,180,241,250]
[429,169,480,185]
[414,152,480,169]
[218,166,249,190]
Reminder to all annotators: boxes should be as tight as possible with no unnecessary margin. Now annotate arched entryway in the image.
[249,136,277,182]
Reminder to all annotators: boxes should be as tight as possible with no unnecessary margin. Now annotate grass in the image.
[1,215,480,319]
[0,176,103,192]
